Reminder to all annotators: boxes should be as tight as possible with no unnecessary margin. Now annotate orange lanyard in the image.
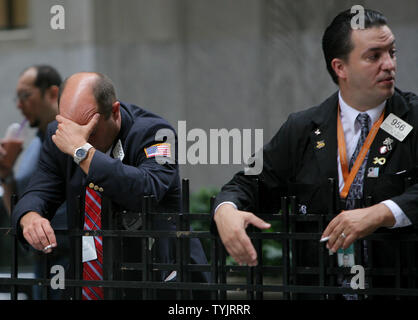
[337,106,385,199]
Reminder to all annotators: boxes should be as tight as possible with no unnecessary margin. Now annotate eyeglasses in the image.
[14,91,33,103]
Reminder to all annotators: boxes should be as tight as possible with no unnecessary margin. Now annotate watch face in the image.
[76,149,86,158]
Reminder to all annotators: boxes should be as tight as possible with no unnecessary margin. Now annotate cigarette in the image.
[319,236,330,243]
[43,244,53,251]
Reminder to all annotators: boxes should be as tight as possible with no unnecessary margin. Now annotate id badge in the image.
[380,113,413,142]
[82,236,98,263]
[337,244,355,267]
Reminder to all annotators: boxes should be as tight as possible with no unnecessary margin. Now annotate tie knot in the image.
[357,113,370,130]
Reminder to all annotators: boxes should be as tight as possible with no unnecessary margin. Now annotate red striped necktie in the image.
[82,187,104,300]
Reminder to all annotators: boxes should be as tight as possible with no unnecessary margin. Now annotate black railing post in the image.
[318,211,325,300]
[209,196,219,300]
[281,196,289,300]
[406,240,415,300]
[364,196,373,300]
[73,195,83,300]
[181,179,192,299]
[101,197,115,300]
[395,240,401,300]
[176,198,184,300]
[41,252,49,299]
[218,241,227,300]
[404,176,414,301]
[246,248,255,300]
[289,196,297,300]
[255,232,263,300]
[120,218,126,300]
[10,194,18,300]
[141,196,151,299]
[147,196,155,299]
[327,178,337,300]
[254,178,263,300]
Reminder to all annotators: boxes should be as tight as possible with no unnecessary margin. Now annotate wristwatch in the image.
[73,143,93,165]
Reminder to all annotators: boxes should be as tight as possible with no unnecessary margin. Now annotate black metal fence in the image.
[1,178,418,300]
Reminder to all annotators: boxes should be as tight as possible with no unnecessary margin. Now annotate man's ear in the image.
[45,85,59,102]
[331,58,348,82]
[112,101,120,119]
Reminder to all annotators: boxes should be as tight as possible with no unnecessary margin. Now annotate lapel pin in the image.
[316,140,325,149]
[373,157,386,166]
[379,146,388,154]
[299,205,307,215]
[314,128,321,135]
[367,167,379,178]
[383,137,394,151]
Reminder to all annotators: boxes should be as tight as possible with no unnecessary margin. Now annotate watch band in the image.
[73,143,93,165]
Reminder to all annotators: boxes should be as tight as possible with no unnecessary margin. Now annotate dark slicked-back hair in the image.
[322,8,388,84]
[58,72,117,118]
[22,65,62,96]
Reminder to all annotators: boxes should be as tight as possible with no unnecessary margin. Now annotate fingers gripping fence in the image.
[1,178,418,300]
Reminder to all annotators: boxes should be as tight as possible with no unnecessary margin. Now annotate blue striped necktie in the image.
[346,113,370,210]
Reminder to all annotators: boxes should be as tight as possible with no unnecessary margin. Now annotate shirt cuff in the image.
[214,201,238,216]
[381,200,412,229]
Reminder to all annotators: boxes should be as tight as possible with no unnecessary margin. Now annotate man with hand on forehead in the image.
[12,72,209,299]
[212,8,418,296]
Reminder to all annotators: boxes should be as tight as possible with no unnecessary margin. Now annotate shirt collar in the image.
[338,91,386,127]
[104,139,124,160]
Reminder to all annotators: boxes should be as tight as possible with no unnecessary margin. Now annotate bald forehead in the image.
[18,67,37,86]
[65,72,99,91]
[59,73,99,124]
[21,66,37,78]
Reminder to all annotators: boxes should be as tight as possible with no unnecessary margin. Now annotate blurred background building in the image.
[0,0,417,193]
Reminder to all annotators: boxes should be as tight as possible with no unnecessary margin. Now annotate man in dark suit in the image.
[12,72,209,299]
[212,8,418,294]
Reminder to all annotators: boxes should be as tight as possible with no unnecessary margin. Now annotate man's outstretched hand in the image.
[214,203,271,266]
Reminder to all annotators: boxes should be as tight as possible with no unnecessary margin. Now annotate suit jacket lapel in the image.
[363,89,409,195]
[311,92,339,184]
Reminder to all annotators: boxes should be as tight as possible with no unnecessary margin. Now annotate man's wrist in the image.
[72,141,86,155]
[381,200,411,228]
[376,202,396,228]
[73,142,93,165]
[214,202,237,221]
[19,211,41,229]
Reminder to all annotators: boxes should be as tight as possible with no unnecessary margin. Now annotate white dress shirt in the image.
[338,92,411,228]
[215,93,412,229]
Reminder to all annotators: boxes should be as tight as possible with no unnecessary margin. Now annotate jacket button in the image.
[89,183,94,189]
[94,185,99,191]
[99,187,104,192]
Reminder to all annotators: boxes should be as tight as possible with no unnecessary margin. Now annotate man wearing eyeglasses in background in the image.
[1,65,62,215]
[0,65,68,299]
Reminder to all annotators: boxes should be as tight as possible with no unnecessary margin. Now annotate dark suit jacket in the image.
[212,89,418,282]
[12,102,209,294]
[214,88,418,220]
